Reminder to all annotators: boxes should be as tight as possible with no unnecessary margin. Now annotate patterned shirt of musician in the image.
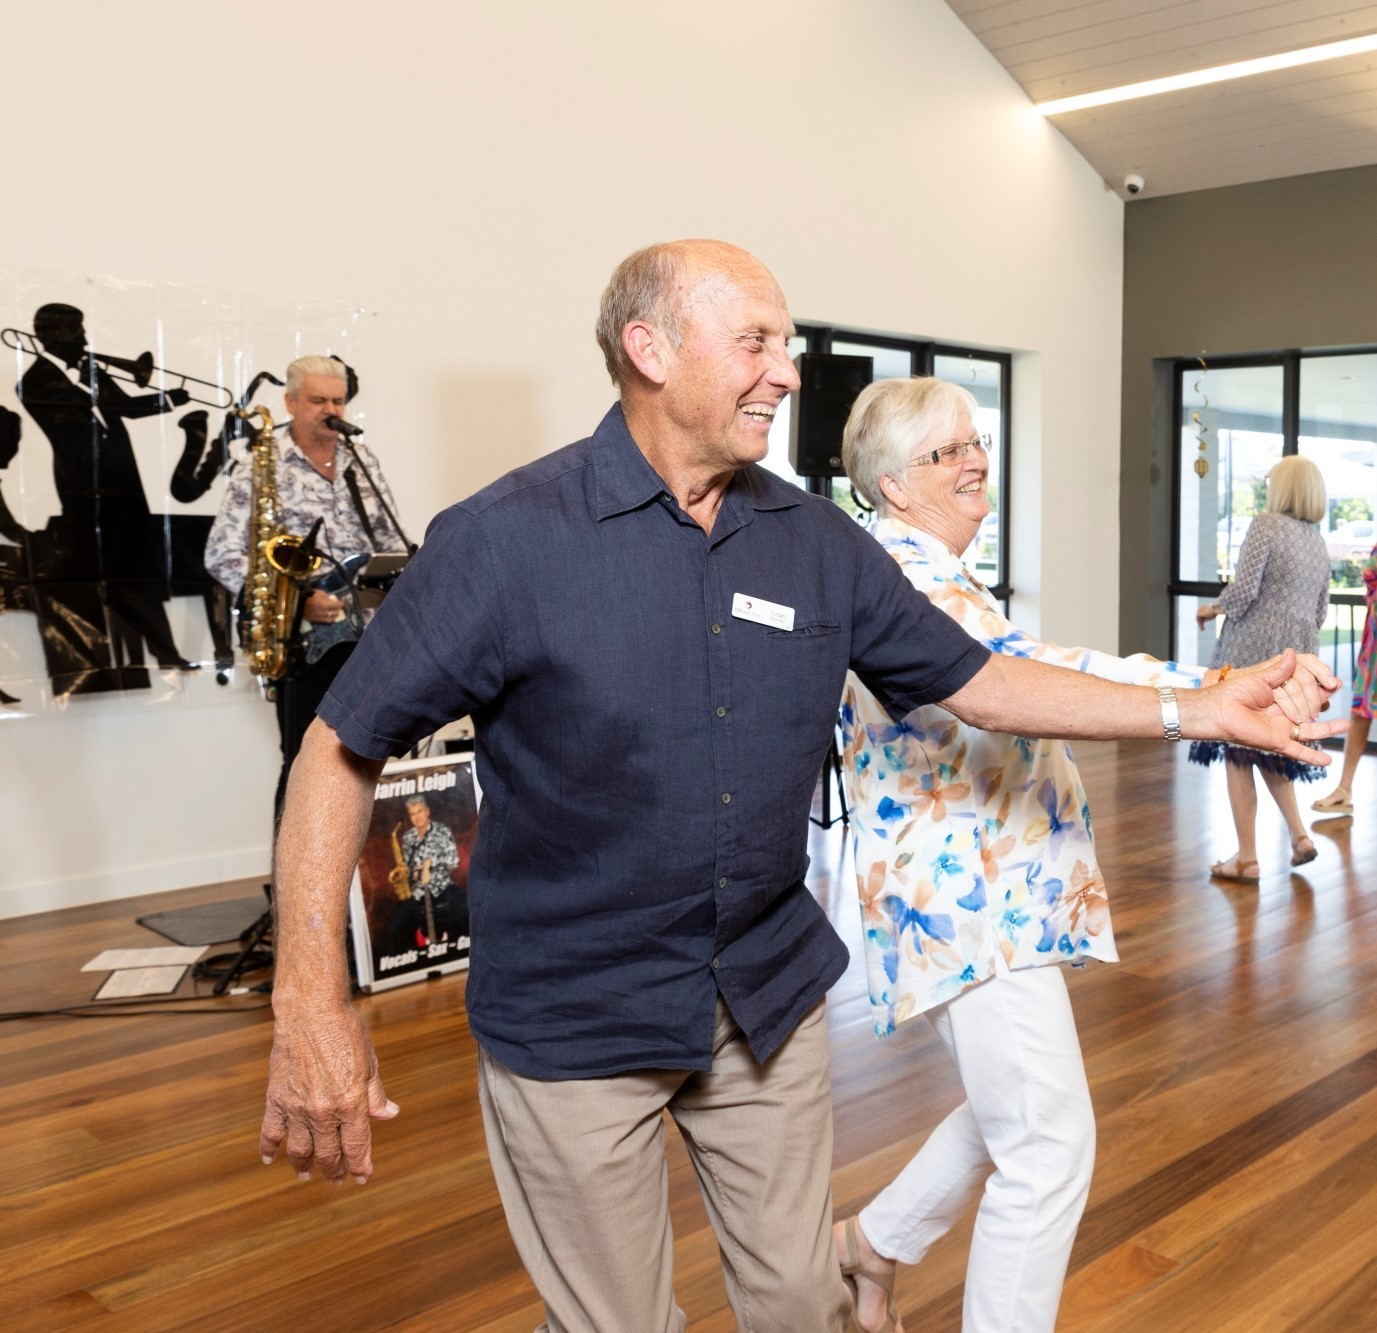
[402,819,459,900]
[204,429,404,594]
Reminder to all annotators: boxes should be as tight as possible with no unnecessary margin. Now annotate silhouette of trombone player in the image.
[17,302,196,679]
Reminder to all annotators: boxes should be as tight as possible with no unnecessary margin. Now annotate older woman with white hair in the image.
[831,376,1213,1333]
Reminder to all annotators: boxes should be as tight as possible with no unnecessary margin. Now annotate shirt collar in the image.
[873,515,967,572]
[282,426,338,471]
[592,402,805,523]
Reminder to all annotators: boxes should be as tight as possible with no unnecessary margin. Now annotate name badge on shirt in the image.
[732,592,795,632]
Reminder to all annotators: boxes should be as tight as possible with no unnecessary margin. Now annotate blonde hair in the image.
[1266,455,1326,523]
[842,377,978,516]
[285,355,347,397]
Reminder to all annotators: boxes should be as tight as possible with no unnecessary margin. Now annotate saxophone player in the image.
[205,355,405,825]
[385,794,466,952]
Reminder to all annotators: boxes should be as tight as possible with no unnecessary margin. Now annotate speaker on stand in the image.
[788,352,874,477]
[788,352,873,829]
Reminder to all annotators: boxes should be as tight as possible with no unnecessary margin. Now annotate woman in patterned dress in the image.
[1310,541,1377,815]
[1193,457,1331,879]
[831,377,1221,1333]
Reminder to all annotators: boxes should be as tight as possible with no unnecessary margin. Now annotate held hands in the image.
[1190,648,1348,764]
[259,1003,399,1185]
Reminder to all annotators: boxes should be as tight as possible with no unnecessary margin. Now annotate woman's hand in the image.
[1195,601,1219,629]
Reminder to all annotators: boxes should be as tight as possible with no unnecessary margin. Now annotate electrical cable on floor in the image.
[0,991,273,1022]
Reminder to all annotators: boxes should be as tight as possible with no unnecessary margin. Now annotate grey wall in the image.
[1119,164,1377,655]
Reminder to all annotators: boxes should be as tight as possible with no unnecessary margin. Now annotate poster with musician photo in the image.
[348,753,477,992]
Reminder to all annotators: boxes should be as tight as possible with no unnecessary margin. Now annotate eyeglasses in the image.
[911,435,991,468]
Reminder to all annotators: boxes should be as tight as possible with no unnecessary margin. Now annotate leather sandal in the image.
[1210,857,1260,884]
[1311,787,1353,814]
[1291,836,1318,867]
[837,1216,900,1333]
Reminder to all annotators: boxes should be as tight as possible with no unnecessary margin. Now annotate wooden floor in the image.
[3,740,1375,1331]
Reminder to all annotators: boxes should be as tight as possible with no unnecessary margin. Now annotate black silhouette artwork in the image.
[0,405,31,703]
[0,300,363,703]
[0,303,236,696]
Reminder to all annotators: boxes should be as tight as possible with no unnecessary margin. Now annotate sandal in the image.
[1311,787,1353,814]
[836,1216,900,1333]
[1210,857,1260,884]
[1291,836,1318,867]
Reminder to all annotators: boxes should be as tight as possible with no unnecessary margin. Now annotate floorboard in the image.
[2,740,1374,1330]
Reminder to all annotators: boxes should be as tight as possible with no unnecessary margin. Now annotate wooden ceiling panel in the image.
[941,0,1377,195]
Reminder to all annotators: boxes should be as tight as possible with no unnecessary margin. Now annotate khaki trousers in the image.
[477,998,852,1333]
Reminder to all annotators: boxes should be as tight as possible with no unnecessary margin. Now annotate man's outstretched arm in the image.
[942,648,1346,764]
[259,718,396,1185]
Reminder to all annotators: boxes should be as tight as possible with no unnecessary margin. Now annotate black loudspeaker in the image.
[789,352,874,477]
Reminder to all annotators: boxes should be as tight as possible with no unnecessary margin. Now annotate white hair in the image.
[842,377,978,516]
[285,355,348,396]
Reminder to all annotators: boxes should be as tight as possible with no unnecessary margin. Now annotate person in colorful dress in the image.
[832,376,1323,1333]
[1310,540,1377,816]
[1193,456,1331,878]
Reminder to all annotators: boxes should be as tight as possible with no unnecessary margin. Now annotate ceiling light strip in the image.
[1036,32,1377,116]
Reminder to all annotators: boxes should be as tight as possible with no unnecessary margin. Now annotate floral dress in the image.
[1353,544,1377,721]
[841,519,1202,1037]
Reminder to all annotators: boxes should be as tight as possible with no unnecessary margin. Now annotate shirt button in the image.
[716,706,727,718]
[711,957,720,970]
[711,623,721,635]
[721,792,731,805]
[718,877,728,888]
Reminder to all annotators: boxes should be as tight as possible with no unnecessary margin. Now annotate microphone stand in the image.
[342,437,414,553]
[324,416,415,553]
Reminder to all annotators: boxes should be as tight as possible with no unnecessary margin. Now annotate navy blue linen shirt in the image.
[320,405,990,1079]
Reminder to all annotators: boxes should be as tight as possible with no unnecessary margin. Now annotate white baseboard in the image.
[0,847,272,921]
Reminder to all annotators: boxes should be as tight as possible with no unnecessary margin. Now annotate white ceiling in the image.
[943,0,1377,198]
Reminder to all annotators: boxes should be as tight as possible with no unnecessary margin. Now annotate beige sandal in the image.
[837,1217,900,1333]
[1311,787,1353,814]
[1210,856,1260,883]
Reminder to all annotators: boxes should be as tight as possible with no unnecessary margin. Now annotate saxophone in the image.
[388,823,410,901]
[236,405,323,681]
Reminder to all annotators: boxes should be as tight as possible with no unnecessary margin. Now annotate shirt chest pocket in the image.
[760,621,846,735]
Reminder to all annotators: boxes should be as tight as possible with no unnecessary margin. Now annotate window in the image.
[765,325,1013,600]
[1171,349,1377,703]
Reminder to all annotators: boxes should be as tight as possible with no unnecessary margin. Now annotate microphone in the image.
[325,414,364,437]
[299,516,325,560]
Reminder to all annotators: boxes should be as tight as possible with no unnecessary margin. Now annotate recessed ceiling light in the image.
[1036,32,1377,116]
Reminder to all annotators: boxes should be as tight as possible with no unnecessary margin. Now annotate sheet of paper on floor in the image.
[93,966,189,999]
[82,946,206,972]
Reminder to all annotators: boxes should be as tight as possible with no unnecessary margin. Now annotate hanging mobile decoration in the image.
[1191,355,1210,477]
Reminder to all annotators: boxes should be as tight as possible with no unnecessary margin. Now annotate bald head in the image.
[595,240,781,389]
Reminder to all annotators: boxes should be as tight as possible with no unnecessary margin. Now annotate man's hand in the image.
[259,1002,399,1185]
[1185,648,1348,764]
[303,590,345,624]
[1229,650,1339,726]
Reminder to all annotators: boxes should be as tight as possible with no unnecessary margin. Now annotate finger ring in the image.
[1291,723,1301,742]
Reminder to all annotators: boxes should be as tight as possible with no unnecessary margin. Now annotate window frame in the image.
[791,322,1013,602]
[1168,345,1377,661]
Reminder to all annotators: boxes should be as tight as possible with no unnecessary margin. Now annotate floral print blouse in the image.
[841,519,1202,1037]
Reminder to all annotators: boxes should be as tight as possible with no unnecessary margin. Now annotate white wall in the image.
[0,0,1123,918]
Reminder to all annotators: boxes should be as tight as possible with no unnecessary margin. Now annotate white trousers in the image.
[858,962,1095,1333]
